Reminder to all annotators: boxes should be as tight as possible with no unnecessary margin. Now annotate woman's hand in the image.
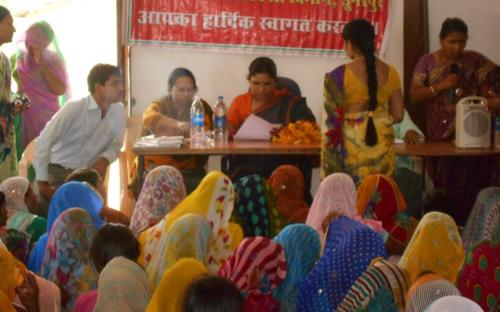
[177,121,191,137]
[404,130,422,144]
[31,47,43,66]
[487,90,500,113]
[435,73,459,92]
[15,271,40,312]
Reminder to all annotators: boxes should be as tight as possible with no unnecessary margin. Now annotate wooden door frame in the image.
[404,0,428,135]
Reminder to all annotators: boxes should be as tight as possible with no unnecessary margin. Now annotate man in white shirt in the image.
[34,64,126,200]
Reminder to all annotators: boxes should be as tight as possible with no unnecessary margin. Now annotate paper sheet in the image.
[234,114,281,141]
[135,135,184,147]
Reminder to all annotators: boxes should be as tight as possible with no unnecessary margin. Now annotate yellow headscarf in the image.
[139,171,239,273]
[399,212,464,284]
[146,214,212,291]
[145,258,208,312]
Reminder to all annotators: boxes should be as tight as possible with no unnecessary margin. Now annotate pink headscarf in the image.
[306,173,384,247]
[306,173,357,237]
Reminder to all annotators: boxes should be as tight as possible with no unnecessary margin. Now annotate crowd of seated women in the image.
[0,163,498,311]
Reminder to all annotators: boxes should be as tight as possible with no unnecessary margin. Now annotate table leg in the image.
[137,155,145,195]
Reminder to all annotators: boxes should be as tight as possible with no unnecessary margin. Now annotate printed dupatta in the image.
[139,171,236,273]
[321,66,347,179]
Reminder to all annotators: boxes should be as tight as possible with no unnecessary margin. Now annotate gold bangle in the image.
[429,85,436,96]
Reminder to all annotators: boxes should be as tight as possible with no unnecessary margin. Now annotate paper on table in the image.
[234,114,281,141]
[135,135,184,147]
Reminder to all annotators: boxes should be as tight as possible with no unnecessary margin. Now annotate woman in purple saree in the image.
[410,18,499,225]
[13,21,69,149]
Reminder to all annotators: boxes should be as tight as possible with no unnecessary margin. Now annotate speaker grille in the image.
[464,111,489,137]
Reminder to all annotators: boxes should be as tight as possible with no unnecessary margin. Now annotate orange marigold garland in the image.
[271,120,321,144]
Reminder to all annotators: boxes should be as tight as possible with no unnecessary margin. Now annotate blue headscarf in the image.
[272,224,320,312]
[296,216,387,311]
[27,181,103,272]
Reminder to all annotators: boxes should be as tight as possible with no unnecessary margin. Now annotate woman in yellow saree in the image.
[321,19,404,185]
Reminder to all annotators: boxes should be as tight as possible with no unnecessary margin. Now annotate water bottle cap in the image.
[217,96,224,101]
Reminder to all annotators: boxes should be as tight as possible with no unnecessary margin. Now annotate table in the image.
[133,140,321,192]
[394,141,500,157]
[133,140,500,192]
[394,142,500,206]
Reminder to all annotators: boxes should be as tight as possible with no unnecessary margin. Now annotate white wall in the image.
[428,0,500,64]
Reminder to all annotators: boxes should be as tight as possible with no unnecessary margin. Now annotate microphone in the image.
[449,64,460,104]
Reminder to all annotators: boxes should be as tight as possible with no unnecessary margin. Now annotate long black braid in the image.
[343,19,378,146]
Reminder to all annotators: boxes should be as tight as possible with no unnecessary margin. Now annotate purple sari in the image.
[15,21,69,147]
[412,51,499,225]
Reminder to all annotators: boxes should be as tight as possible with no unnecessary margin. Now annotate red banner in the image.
[127,0,389,56]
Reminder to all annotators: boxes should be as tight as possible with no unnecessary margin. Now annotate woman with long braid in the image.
[321,18,404,185]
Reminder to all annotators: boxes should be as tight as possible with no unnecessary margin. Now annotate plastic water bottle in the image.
[214,96,228,146]
[190,96,205,148]
[495,117,500,148]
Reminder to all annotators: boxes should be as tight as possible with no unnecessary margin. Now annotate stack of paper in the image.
[234,114,280,141]
[135,135,184,148]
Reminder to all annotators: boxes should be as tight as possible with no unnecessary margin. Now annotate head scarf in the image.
[337,258,410,311]
[457,240,499,312]
[1,243,60,312]
[296,216,386,311]
[0,244,21,301]
[406,276,460,312]
[145,258,208,312]
[27,181,103,273]
[94,257,151,312]
[15,21,70,146]
[0,177,29,214]
[40,208,97,312]
[0,227,30,263]
[233,174,271,237]
[268,165,309,222]
[399,212,464,284]
[355,286,398,312]
[146,213,212,290]
[74,290,97,312]
[357,174,411,251]
[306,173,357,242]
[219,237,286,311]
[426,295,484,312]
[130,165,186,235]
[139,171,235,273]
[272,224,320,312]
[462,187,500,249]
[1,177,46,241]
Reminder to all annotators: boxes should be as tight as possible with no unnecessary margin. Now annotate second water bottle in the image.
[214,96,228,146]
[190,96,205,147]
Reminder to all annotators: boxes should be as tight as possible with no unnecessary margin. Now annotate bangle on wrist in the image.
[429,85,436,96]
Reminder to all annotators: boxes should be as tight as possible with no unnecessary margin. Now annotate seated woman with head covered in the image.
[226,56,316,201]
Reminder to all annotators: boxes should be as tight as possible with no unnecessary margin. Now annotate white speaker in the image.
[455,96,491,148]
